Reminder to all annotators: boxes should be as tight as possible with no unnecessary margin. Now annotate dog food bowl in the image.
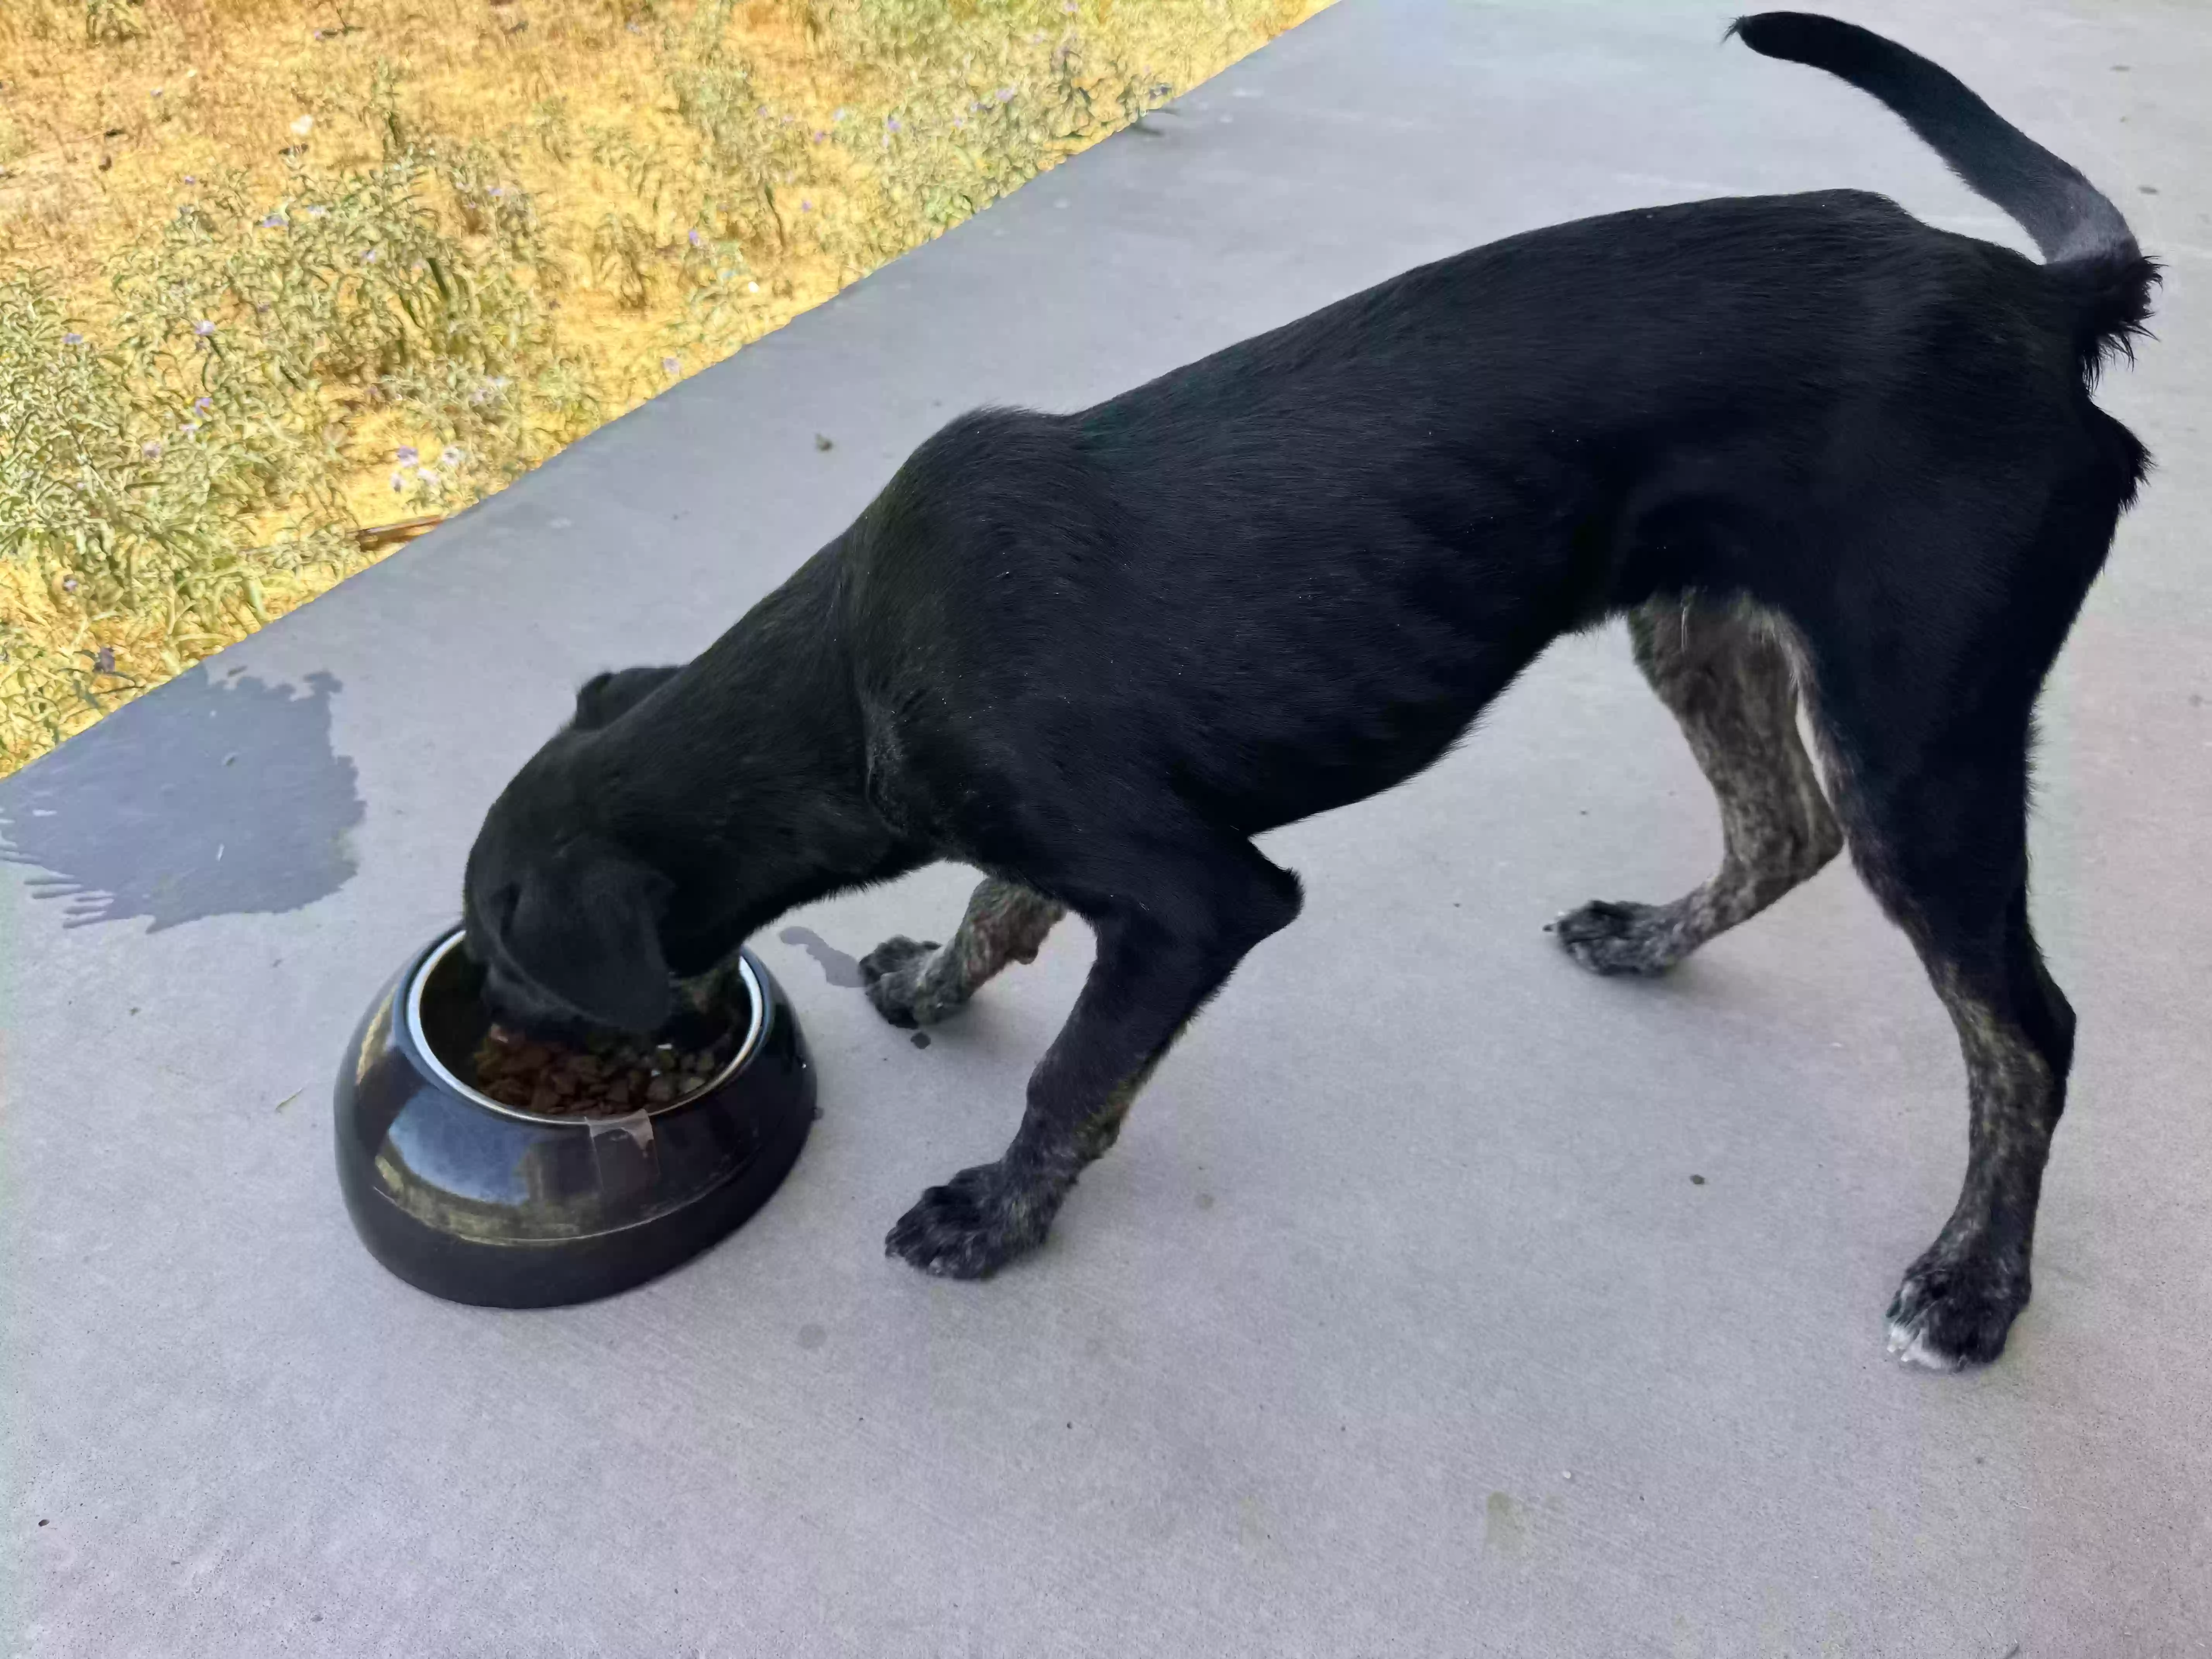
[334,927,813,1308]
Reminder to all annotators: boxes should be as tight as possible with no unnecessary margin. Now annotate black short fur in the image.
[463,15,2156,1369]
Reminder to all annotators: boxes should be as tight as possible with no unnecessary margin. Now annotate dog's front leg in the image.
[885,838,1302,1278]
[859,876,1064,1029]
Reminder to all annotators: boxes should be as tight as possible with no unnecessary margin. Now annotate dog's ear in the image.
[573,665,682,731]
[503,841,676,1032]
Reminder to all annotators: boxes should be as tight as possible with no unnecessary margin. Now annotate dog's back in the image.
[848,170,2145,840]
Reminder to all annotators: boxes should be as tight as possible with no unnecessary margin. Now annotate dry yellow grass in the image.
[0,0,1324,773]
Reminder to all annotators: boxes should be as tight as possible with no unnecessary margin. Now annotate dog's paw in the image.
[1886,1251,2028,1371]
[885,1161,1055,1279]
[859,936,939,1028]
[1549,899,1683,976]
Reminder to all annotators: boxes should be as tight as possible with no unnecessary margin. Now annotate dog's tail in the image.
[1730,11,2157,378]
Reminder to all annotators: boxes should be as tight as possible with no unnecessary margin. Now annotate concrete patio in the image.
[4,0,2207,1652]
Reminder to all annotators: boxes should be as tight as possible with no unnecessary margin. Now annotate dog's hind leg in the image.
[860,877,1064,1028]
[886,833,1300,1278]
[1554,597,1843,974]
[1788,457,2126,1367]
[1810,660,2078,1371]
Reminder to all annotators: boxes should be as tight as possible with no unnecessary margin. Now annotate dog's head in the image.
[462,666,685,1040]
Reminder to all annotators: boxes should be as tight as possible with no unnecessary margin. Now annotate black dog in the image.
[464,14,2157,1370]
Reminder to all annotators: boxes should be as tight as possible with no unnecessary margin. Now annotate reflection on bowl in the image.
[335,926,813,1309]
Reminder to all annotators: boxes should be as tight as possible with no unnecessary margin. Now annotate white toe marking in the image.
[1887,1319,1964,1372]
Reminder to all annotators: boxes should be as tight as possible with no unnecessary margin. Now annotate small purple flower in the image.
[953,118,965,129]
[361,248,379,263]
[183,174,198,185]
[62,577,79,593]
[142,440,164,459]
[390,471,405,492]
[812,130,826,143]
[416,467,440,488]
[688,228,704,248]
[195,396,212,411]
[62,332,84,346]
[662,356,681,375]
[395,445,419,465]
[885,116,901,132]
[800,198,812,212]
[305,204,327,217]
[488,184,506,198]
[179,421,199,437]
[259,214,285,229]
[441,446,464,468]
[192,319,215,337]
[996,86,1016,102]
[94,645,116,674]
[151,87,165,98]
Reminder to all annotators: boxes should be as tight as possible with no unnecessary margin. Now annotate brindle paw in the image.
[885,1161,1056,1279]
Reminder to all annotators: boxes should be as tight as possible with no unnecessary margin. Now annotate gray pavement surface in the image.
[5,1,2209,1652]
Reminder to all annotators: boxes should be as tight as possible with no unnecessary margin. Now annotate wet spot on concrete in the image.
[1195,1191,1216,1211]
[1483,1491,1525,1557]
[777,925,864,988]
[0,666,362,930]
[1690,1173,1706,1186]
[910,1030,931,1049]
[797,1322,827,1351]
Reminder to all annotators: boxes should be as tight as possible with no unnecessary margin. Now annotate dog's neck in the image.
[589,548,922,956]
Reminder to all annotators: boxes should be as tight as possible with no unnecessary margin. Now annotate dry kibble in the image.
[471,1017,737,1118]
